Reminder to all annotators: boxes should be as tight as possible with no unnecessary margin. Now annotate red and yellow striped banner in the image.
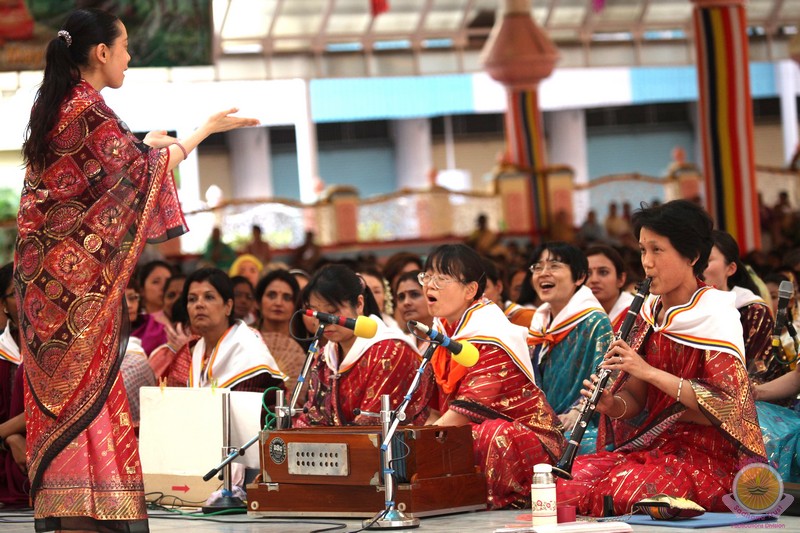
[506,88,550,234]
[693,0,760,252]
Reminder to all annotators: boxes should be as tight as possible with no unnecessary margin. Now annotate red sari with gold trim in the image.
[434,300,565,509]
[14,80,186,531]
[297,315,431,426]
[557,284,767,516]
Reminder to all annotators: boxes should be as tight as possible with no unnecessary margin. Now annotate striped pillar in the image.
[506,89,550,232]
[692,0,761,252]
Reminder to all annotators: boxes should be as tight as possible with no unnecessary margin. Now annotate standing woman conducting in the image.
[558,200,766,515]
[15,9,258,531]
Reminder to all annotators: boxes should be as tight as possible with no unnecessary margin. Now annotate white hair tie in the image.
[57,30,72,47]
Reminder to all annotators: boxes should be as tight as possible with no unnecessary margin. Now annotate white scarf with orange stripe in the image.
[641,286,745,364]
[0,323,20,364]
[528,285,605,363]
[322,314,415,375]
[190,320,287,388]
[432,299,535,384]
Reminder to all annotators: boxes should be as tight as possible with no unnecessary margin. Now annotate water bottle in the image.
[531,463,557,526]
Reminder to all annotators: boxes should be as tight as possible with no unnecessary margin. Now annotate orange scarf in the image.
[430,318,469,394]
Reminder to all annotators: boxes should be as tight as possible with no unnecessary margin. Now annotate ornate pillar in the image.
[481,0,558,237]
[692,0,760,252]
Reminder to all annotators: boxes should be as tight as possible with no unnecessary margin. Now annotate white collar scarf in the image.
[608,291,635,326]
[0,323,20,364]
[190,320,287,388]
[641,286,745,364]
[323,314,416,375]
[529,285,605,357]
[730,286,766,310]
[433,299,536,384]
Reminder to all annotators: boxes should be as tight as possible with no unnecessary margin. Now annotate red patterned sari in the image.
[14,80,186,532]
[434,301,565,509]
[557,302,767,516]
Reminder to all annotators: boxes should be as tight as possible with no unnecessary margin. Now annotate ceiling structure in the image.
[212,0,800,80]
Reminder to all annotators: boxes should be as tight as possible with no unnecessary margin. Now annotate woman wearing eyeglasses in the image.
[528,242,615,440]
[423,244,565,509]
[296,264,432,427]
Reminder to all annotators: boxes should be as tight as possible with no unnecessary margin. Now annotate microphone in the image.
[771,280,794,362]
[409,321,479,367]
[304,309,378,339]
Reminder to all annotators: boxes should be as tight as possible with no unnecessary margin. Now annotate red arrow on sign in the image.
[171,485,190,493]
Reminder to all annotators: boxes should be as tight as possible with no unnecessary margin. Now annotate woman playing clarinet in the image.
[557,200,766,515]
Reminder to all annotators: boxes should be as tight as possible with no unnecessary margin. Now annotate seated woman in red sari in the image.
[423,244,565,509]
[703,230,780,384]
[558,200,767,516]
[296,264,430,426]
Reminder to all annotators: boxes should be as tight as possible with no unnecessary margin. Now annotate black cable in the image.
[346,508,388,533]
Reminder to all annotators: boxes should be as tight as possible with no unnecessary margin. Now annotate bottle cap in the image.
[557,505,577,523]
[533,463,552,473]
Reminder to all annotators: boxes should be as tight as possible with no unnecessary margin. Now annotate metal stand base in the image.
[363,508,420,529]
[201,494,247,515]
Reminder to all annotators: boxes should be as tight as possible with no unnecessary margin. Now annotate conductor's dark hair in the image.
[23,9,121,168]
[632,200,713,277]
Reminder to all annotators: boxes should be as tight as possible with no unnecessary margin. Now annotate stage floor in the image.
[1,508,799,532]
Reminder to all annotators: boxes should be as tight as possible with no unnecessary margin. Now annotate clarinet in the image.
[552,277,652,480]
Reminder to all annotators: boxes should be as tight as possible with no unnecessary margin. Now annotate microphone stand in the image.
[201,392,247,514]
[363,342,436,529]
[204,326,325,490]
[281,324,325,425]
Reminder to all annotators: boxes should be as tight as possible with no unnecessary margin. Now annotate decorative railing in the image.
[1,165,797,263]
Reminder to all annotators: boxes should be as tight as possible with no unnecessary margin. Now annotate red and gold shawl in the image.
[14,80,187,516]
[598,283,766,465]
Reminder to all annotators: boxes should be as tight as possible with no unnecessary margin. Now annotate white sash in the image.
[433,299,535,384]
[528,285,605,359]
[641,286,745,364]
[730,286,766,310]
[608,291,635,326]
[0,323,20,364]
[323,314,416,375]
[190,320,286,388]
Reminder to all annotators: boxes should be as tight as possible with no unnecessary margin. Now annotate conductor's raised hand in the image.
[202,107,260,135]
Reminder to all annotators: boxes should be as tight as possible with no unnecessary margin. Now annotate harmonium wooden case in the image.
[247,425,487,517]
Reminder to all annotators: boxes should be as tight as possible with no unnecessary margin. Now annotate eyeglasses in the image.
[529,260,567,274]
[417,272,463,290]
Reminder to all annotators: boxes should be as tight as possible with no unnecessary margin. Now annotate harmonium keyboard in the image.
[246,425,487,517]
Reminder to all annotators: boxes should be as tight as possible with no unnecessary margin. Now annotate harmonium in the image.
[247,425,487,517]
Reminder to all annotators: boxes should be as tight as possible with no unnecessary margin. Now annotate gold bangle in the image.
[175,141,188,160]
[610,394,627,420]
[677,377,684,403]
